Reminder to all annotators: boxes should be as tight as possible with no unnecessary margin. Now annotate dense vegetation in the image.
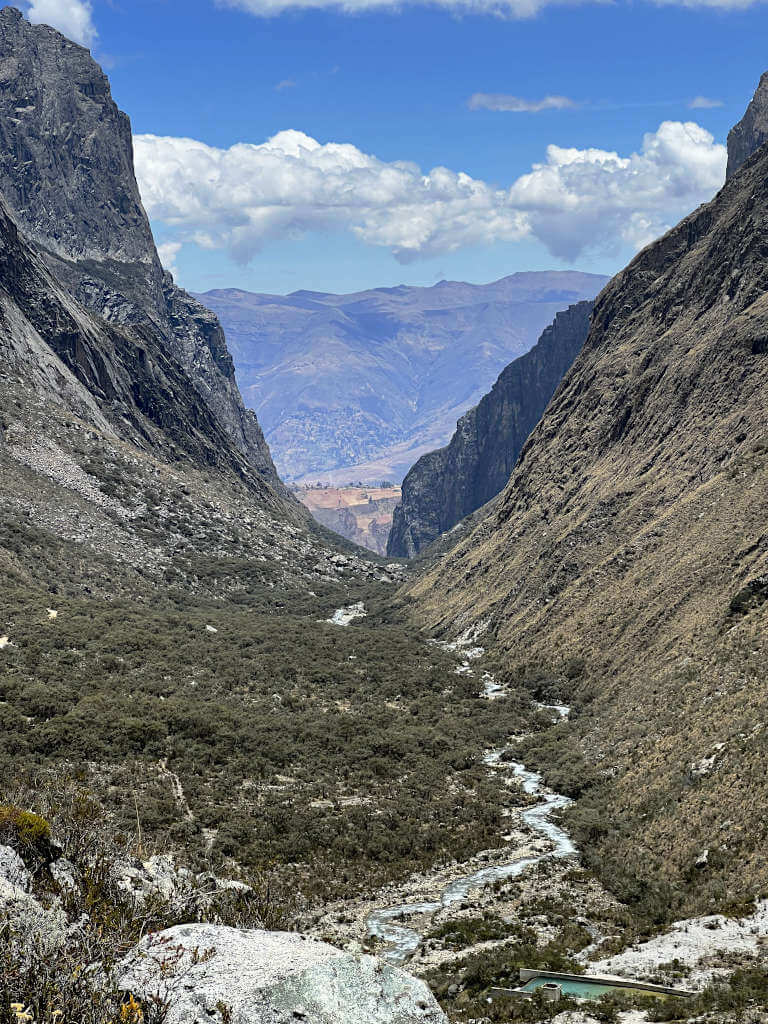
[0,511,535,906]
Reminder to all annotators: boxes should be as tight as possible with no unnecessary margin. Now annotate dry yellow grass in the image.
[405,143,768,908]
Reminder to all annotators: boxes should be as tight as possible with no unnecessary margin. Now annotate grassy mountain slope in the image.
[406,131,768,917]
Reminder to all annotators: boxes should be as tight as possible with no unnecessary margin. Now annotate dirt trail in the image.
[158,759,194,823]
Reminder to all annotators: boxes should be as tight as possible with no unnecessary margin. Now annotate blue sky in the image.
[22,0,768,294]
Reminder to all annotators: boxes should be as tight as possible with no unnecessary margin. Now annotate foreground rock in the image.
[119,923,447,1024]
[0,844,71,957]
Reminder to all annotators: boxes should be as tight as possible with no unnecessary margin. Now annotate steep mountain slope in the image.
[198,272,607,483]
[0,7,382,590]
[406,103,768,911]
[0,193,269,483]
[388,301,594,557]
[0,6,279,486]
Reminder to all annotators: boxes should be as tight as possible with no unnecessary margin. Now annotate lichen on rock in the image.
[119,923,448,1024]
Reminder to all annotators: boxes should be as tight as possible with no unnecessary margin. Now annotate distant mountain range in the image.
[196,272,608,483]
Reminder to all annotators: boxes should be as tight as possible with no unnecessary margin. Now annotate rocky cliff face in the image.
[0,191,264,479]
[387,301,594,558]
[726,71,768,178]
[0,7,279,485]
[407,85,768,909]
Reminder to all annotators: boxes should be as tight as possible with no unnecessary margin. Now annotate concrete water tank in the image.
[541,982,562,1003]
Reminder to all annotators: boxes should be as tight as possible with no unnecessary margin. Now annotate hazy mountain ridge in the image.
[197,272,608,483]
[405,97,768,909]
[388,300,595,558]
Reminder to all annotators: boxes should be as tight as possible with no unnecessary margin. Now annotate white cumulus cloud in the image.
[133,120,726,266]
[507,120,727,259]
[468,93,578,112]
[134,130,529,264]
[157,242,183,276]
[24,0,97,46]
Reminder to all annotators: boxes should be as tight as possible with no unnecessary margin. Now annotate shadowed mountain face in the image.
[0,192,271,484]
[0,7,394,625]
[726,71,768,179]
[387,301,594,558]
[407,89,768,907]
[197,272,608,484]
[0,7,279,487]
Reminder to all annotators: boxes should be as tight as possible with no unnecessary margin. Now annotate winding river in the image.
[366,704,577,964]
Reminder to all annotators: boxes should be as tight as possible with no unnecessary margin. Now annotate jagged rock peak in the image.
[726,70,768,179]
[0,6,157,270]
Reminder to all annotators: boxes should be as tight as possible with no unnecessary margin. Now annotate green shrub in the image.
[0,805,51,857]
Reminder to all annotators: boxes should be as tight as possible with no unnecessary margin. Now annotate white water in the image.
[327,602,367,626]
[534,701,571,720]
[367,706,576,964]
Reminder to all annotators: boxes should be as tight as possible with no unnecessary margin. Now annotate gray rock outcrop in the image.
[387,300,594,557]
[0,7,281,487]
[0,844,30,893]
[0,192,274,479]
[0,844,71,956]
[726,70,768,179]
[119,923,447,1024]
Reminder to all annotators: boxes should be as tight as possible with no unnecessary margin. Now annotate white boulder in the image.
[119,923,447,1024]
[50,857,79,893]
[0,846,70,958]
[0,844,31,894]
[113,853,194,902]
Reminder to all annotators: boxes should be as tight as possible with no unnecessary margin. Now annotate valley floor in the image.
[1,398,766,1023]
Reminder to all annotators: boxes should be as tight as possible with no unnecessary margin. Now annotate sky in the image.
[20,0,768,295]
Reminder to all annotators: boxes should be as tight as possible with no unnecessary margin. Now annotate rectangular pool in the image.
[521,977,666,1000]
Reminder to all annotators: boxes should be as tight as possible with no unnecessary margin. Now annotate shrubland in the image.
[0,506,535,907]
